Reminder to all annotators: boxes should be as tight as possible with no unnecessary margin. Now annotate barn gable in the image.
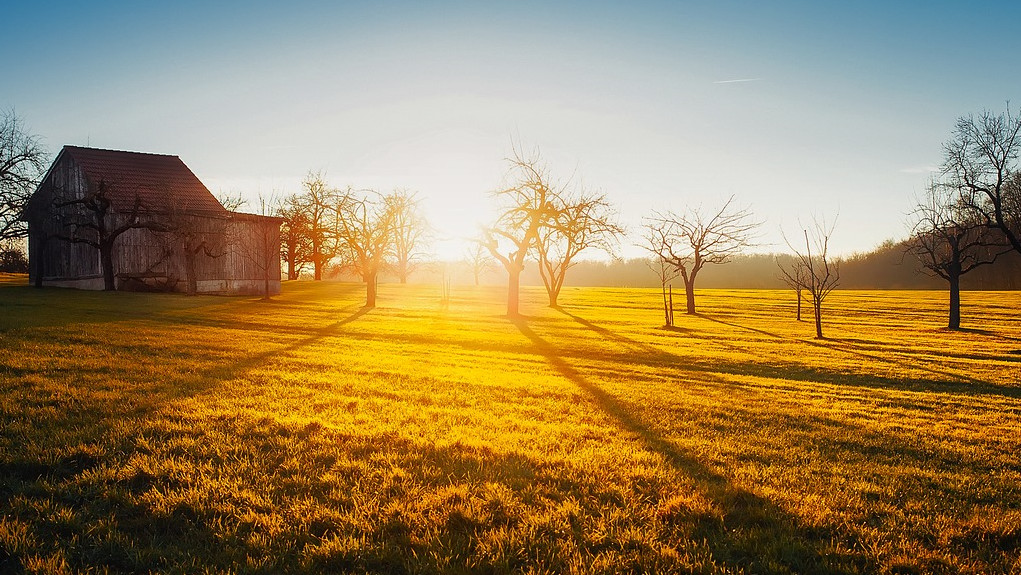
[24,146,281,295]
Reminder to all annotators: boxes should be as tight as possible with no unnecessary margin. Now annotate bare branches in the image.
[644,195,759,314]
[0,110,47,241]
[779,217,839,338]
[943,105,1021,254]
[482,146,560,316]
[334,189,396,308]
[385,189,430,284]
[906,180,1007,328]
[536,189,624,307]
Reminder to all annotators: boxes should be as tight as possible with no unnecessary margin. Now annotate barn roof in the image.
[60,146,227,214]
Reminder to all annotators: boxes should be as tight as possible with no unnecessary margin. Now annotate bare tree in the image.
[641,222,680,327]
[536,191,624,307]
[335,190,395,308]
[463,241,494,286]
[275,193,313,280]
[775,254,807,321]
[235,195,282,300]
[385,189,429,283]
[299,171,342,280]
[779,218,840,339]
[52,179,170,291]
[907,181,1006,329]
[1,110,48,241]
[944,105,1021,255]
[482,147,558,316]
[645,196,759,314]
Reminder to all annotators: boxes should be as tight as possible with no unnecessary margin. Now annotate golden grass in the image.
[0,275,1019,574]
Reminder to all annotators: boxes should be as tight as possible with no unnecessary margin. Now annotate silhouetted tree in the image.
[1,110,47,241]
[276,193,313,280]
[536,191,623,307]
[483,147,557,316]
[642,222,680,327]
[299,171,343,280]
[645,196,759,314]
[53,179,170,291]
[335,190,395,308]
[386,189,429,283]
[463,241,494,286]
[776,254,807,321]
[944,105,1021,256]
[0,241,29,272]
[780,218,839,338]
[907,181,1006,329]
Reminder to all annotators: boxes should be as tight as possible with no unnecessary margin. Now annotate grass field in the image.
[1,274,1019,574]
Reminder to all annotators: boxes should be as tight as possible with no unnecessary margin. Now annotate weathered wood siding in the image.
[26,153,282,293]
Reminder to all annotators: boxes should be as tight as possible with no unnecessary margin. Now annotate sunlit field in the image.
[1,274,1019,574]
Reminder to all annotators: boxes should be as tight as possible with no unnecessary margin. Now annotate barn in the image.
[23,146,282,295]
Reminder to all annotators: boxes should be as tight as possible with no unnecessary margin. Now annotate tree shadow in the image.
[510,316,863,573]
[696,314,1001,388]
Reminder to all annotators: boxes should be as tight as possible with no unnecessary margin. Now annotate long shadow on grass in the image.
[510,316,863,574]
[552,309,1021,401]
[699,315,1006,387]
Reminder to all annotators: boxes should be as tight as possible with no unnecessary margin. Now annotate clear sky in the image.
[4,1,1021,259]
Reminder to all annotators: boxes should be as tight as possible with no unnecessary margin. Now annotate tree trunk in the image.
[365,271,377,308]
[669,286,674,326]
[185,250,197,296]
[33,238,45,288]
[101,244,116,291]
[287,254,296,280]
[314,258,322,281]
[796,288,802,321]
[813,299,823,338]
[948,273,961,330]
[684,277,696,314]
[507,269,521,316]
[474,271,480,287]
[661,283,670,326]
[548,282,561,308]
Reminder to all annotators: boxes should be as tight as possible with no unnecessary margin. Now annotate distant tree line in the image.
[4,103,1020,330]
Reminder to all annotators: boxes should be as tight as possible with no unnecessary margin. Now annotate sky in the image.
[4,1,1021,259]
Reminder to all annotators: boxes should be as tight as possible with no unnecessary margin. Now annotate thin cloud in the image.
[712,78,760,84]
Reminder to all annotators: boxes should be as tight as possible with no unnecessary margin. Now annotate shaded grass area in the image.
[1,274,1019,573]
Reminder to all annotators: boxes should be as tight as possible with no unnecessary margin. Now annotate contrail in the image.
[712,78,760,84]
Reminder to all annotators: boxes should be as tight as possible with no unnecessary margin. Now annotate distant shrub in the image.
[0,245,29,273]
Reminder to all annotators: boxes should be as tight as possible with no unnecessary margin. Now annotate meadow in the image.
[0,275,1019,574]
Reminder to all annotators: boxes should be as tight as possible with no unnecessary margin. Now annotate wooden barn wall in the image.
[29,156,101,280]
[27,153,282,289]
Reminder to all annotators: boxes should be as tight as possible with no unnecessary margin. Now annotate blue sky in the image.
[5,1,1021,258]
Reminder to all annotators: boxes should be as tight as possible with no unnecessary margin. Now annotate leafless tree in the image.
[385,189,430,283]
[335,190,395,308]
[907,181,1006,329]
[51,179,170,291]
[163,200,228,296]
[536,190,624,307]
[645,196,759,314]
[775,254,807,321]
[275,193,313,280]
[463,241,494,286]
[944,105,1021,255]
[236,195,283,300]
[482,147,558,316]
[299,171,343,280]
[641,223,680,327]
[216,191,247,212]
[1,110,48,241]
[779,218,840,339]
